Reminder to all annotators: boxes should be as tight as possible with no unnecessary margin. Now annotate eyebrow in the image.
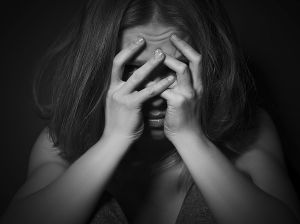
[129,55,189,66]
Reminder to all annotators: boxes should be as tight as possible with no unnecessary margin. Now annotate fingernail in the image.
[171,34,179,41]
[136,37,144,45]
[154,48,164,59]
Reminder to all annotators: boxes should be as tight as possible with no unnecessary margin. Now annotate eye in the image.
[123,65,139,81]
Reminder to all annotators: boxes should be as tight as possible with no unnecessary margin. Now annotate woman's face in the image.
[120,22,189,139]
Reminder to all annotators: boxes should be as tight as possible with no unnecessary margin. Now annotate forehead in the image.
[120,22,189,64]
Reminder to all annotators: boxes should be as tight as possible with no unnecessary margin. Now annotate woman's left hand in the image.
[160,34,203,140]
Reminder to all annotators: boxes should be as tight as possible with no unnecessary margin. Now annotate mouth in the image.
[144,110,165,128]
[142,96,167,129]
[147,118,165,128]
[145,110,165,119]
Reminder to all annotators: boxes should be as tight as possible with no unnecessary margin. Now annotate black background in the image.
[1,0,300,215]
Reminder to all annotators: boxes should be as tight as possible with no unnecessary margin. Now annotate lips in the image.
[145,110,166,119]
[142,97,166,128]
[147,118,165,128]
[144,110,165,128]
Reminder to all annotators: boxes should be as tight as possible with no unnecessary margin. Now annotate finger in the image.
[160,89,188,109]
[163,54,193,90]
[170,34,202,92]
[160,89,179,102]
[170,34,202,65]
[119,49,165,94]
[133,75,175,104]
[110,37,145,86]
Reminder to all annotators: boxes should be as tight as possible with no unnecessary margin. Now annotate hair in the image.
[33,0,259,164]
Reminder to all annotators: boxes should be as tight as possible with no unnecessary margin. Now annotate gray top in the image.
[88,183,216,224]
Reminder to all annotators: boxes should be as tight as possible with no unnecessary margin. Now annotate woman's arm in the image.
[171,110,300,224]
[1,37,174,224]
[160,34,300,224]
[1,129,132,224]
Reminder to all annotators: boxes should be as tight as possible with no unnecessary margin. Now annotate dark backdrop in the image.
[1,0,300,216]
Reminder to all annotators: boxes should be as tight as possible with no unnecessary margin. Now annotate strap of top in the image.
[88,184,216,224]
[175,183,216,224]
[88,191,128,224]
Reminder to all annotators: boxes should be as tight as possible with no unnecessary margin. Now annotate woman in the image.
[2,0,300,223]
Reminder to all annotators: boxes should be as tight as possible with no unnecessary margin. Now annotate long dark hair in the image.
[33,0,258,163]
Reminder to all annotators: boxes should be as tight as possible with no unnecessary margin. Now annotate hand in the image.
[160,34,203,140]
[103,37,176,141]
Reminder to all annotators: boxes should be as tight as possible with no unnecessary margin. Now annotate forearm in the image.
[172,130,299,224]
[2,133,132,224]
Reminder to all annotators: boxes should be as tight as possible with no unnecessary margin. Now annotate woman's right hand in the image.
[103,37,175,142]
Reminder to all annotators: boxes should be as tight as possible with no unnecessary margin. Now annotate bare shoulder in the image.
[234,108,300,217]
[11,128,70,202]
[28,127,70,177]
[235,108,286,168]
[236,108,284,166]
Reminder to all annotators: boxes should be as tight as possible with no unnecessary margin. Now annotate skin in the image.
[118,22,191,140]
[120,23,186,63]
[2,22,300,224]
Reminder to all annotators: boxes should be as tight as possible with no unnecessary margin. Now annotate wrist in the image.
[168,127,210,149]
[167,126,202,141]
[100,131,135,147]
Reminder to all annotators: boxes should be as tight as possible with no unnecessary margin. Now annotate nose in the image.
[149,97,165,107]
[142,96,167,114]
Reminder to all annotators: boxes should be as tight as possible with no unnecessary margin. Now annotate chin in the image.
[144,117,166,140]
[149,128,165,140]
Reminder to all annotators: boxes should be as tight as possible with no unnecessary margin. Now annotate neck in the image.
[120,131,180,171]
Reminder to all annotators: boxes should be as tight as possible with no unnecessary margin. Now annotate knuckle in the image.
[146,87,156,97]
[186,90,196,99]
[178,39,185,46]
[131,72,142,82]
[194,54,202,64]
[124,97,135,107]
[107,89,114,98]
[178,64,188,74]
[111,92,121,102]
[174,95,186,106]
[112,57,122,67]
